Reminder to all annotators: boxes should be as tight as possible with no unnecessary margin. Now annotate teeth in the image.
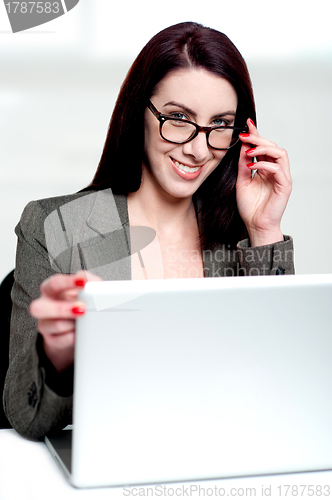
[174,160,200,173]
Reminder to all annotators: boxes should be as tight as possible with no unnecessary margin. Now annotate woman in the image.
[3,22,294,440]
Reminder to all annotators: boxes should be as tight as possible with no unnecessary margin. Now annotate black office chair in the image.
[0,270,14,428]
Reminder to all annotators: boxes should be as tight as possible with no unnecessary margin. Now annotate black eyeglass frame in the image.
[147,101,248,151]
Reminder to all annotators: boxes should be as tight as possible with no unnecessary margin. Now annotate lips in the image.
[170,157,204,180]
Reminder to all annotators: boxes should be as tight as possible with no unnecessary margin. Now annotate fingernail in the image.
[246,147,257,155]
[72,305,86,316]
[247,162,256,168]
[239,133,250,138]
[74,279,86,288]
[249,118,255,127]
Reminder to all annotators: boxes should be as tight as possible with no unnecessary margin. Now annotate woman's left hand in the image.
[236,118,292,247]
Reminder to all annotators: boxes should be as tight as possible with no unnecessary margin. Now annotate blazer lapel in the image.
[78,189,132,280]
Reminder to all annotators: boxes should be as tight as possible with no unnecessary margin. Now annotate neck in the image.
[129,189,195,230]
[127,182,198,239]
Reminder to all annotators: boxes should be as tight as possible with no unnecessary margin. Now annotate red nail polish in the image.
[247,163,256,168]
[239,133,250,138]
[249,118,255,127]
[75,279,86,288]
[72,306,86,316]
[246,147,257,155]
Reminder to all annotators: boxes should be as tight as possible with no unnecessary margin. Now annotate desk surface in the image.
[1,429,332,499]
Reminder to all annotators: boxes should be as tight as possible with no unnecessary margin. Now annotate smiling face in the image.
[142,67,238,201]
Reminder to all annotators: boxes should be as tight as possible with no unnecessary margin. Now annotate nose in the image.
[182,131,210,162]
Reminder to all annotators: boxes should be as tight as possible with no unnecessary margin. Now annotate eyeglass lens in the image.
[161,119,238,149]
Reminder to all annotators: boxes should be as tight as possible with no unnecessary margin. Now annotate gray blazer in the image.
[3,189,295,440]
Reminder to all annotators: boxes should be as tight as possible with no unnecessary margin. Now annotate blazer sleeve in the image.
[237,236,295,275]
[3,201,73,441]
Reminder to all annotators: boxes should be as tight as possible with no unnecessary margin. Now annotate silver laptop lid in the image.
[70,274,332,487]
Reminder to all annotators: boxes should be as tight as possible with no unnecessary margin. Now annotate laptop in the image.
[45,274,332,488]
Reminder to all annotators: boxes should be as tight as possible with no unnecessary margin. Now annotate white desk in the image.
[1,429,332,499]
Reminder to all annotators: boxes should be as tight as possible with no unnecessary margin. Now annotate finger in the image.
[40,271,102,299]
[58,288,81,302]
[42,330,75,351]
[75,270,103,283]
[245,144,287,159]
[246,161,279,174]
[40,274,85,299]
[30,296,86,319]
[55,274,102,303]
[246,161,292,194]
[239,118,277,148]
[38,318,75,336]
[237,140,253,186]
[245,145,290,175]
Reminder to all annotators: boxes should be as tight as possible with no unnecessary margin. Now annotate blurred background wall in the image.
[1,0,331,280]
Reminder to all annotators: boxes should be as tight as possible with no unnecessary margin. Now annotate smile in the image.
[173,160,201,173]
[170,158,206,181]
[170,157,205,181]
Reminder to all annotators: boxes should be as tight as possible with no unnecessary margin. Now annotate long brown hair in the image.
[85,22,256,249]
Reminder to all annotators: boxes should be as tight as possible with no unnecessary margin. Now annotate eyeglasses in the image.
[147,101,248,150]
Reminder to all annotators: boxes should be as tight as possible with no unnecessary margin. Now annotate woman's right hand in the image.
[29,271,102,373]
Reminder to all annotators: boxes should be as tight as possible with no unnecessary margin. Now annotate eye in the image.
[169,112,187,120]
[212,118,229,127]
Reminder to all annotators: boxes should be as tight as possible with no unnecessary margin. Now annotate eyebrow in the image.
[163,101,236,120]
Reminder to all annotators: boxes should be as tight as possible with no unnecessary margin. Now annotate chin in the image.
[163,183,201,200]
